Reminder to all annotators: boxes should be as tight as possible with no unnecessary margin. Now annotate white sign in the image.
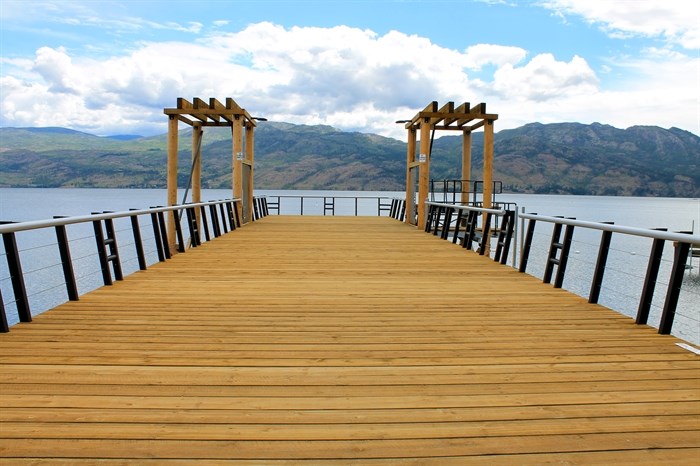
[236,151,244,161]
[419,153,427,163]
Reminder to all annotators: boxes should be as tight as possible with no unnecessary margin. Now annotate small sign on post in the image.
[236,151,244,161]
[419,153,427,163]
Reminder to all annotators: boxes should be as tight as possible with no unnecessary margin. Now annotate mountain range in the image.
[0,122,698,197]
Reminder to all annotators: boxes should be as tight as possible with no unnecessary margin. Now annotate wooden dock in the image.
[1,216,699,463]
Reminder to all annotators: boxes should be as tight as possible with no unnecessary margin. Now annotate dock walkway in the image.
[1,216,699,463]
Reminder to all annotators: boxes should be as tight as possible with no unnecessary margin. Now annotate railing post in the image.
[658,240,691,334]
[129,210,147,271]
[173,209,186,253]
[518,216,537,273]
[589,226,613,304]
[452,209,464,244]
[636,233,666,325]
[543,220,564,284]
[92,216,113,286]
[54,218,79,300]
[494,210,515,265]
[0,226,31,322]
[478,213,492,255]
[150,211,166,262]
[400,199,406,222]
[156,210,171,259]
[0,288,8,332]
[441,206,453,240]
[209,204,221,238]
[253,198,260,220]
[199,205,211,242]
[232,200,241,228]
[432,205,443,236]
[553,223,575,288]
[185,206,200,247]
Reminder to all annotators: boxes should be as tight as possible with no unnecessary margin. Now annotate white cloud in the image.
[539,0,700,49]
[0,22,698,139]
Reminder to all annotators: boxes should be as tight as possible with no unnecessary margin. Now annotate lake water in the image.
[1,188,699,344]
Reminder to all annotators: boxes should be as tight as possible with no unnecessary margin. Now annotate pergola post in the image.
[192,123,203,227]
[166,115,179,253]
[417,118,431,228]
[232,115,244,221]
[461,130,472,204]
[483,120,494,209]
[405,128,417,224]
[245,122,255,220]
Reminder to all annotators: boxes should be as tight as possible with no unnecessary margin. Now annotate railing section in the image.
[423,204,700,337]
[263,195,405,218]
[0,198,259,333]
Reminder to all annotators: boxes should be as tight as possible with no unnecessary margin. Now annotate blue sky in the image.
[1,0,698,139]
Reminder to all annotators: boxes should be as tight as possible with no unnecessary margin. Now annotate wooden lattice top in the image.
[401,101,498,132]
[163,97,257,127]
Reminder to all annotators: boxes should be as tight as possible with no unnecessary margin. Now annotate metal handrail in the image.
[519,213,700,245]
[426,201,506,216]
[0,199,240,234]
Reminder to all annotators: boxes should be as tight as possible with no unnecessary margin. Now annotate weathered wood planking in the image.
[1,216,698,463]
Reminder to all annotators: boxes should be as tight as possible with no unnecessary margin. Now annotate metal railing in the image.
[424,201,516,263]
[264,195,403,217]
[0,198,251,332]
[518,213,700,336]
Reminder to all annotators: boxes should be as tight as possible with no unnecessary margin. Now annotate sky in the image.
[0,0,698,140]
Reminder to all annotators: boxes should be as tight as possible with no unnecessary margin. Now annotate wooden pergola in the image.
[401,101,498,227]
[163,97,259,251]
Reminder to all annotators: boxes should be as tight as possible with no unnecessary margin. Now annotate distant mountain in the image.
[0,122,697,196]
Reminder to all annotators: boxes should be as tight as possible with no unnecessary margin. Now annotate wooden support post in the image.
[483,120,494,209]
[166,115,179,253]
[246,122,255,222]
[417,119,431,228]
[461,130,472,204]
[405,128,417,225]
[192,124,203,232]
[232,116,244,222]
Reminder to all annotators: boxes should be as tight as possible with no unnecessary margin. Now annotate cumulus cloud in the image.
[0,20,698,138]
[539,0,700,49]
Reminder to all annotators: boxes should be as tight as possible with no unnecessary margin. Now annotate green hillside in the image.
[0,122,697,196]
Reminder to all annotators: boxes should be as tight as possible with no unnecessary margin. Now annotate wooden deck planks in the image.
[1,215,698,462]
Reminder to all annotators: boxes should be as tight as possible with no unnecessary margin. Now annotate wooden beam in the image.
[429,101,454,125]
[406,101,437,128]
[232,116,244,222]
[405,128,417,225]
[417,118,431,228]
[483,119,494,210]
[177,98,193,109]
[194,97,219,123]
[210,98,233,123]
[192,124,203,231]
[461,130,472,204]
[245,122,255,220]
[443,102,469,126]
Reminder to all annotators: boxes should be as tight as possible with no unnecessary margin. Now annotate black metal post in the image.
[103,216,123,281]
[636,233,666,325]
[432,206,443,236]
[150,211,166,262]
[589,226,613,304]
[209,204,220,238]
[173,209,186,253]
[129,211,147,271]
[92,217,113,286]
[233,201,241,228]
[478,213,492,256]
[494,211,516,265]
[518,217,537,273]
[441,207,453,240]
[452,210,464,244]
[0,288,8,332]
[658,240,691,334]
[543,219,565,284]
[156,210,171,259]
[185,207,199,247]
[54,219,79,300]
[200,205,211,242]
[218,203,229,233]
[0,227,31,322]
[553,223,575,288]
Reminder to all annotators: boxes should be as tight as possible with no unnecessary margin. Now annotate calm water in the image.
[1,188,699,344]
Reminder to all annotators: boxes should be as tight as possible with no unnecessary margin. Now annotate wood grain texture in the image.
[1,216,698,462]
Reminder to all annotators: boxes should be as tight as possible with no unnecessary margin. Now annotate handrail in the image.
[426,201,506,216]
[265,194,402,217]
[0,198,252,333]
[519,213,700,245]
[0,200,239,235]
[518,212,698,337]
